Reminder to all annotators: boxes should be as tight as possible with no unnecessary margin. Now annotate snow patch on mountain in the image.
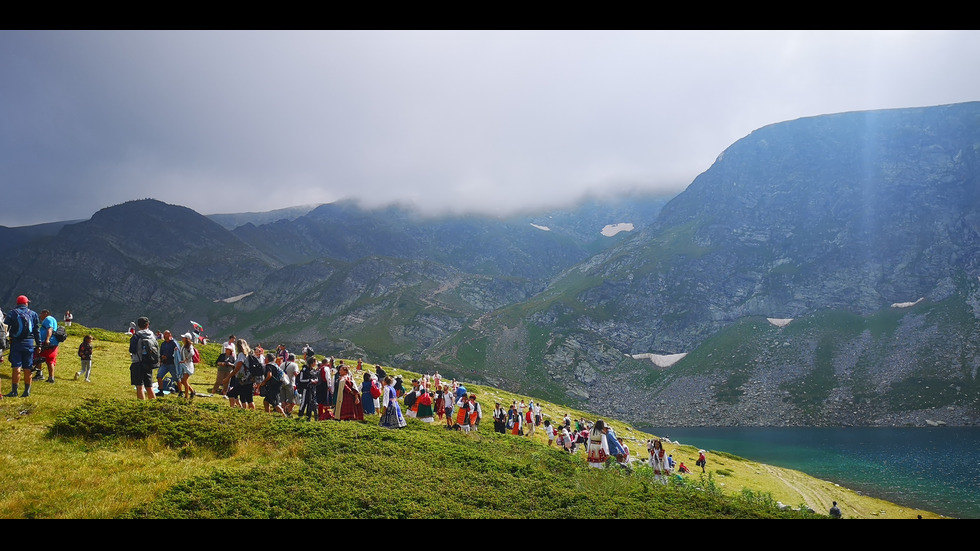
[630,352,687,368]
[601,223,634,237]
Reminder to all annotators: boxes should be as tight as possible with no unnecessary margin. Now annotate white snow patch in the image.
[530,223,551,231]
[601,223,634,237]
[630,352,687,368]
[215,291,254,304]
[767,318,793,327]
[891,297,924,308]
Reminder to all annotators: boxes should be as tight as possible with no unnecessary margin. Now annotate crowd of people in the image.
[1,302,706,478]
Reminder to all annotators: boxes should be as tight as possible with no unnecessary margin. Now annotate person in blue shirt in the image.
[37,309,59,383]
[3,295,42,398]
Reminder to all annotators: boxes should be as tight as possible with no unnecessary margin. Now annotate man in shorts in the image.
[258,358,286,417]
[129,317,158,400]
[37,309,60,383]
[3,296,41,398]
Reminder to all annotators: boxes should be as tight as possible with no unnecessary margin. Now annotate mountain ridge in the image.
[5,102,980,427]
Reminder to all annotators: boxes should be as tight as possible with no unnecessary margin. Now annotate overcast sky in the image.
[3,30,979,227]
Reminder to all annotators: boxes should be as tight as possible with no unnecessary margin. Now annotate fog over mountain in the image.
[5,102,980,428]
[4,30,979,226]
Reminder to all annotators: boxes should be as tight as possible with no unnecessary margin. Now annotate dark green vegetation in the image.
[50,400,813,519]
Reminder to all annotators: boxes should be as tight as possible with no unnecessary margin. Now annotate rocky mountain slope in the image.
[6,102,980,427]
[430,102,980,426]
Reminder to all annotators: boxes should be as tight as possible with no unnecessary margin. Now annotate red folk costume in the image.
[335,373,365,421]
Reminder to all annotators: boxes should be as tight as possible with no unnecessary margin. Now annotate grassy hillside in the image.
[0,323,943,518]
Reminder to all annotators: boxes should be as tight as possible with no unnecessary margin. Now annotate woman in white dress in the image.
[586,419,609,468]
[648,438,668,484]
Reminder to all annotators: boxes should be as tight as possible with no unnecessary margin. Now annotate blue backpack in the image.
[8,309,33,340]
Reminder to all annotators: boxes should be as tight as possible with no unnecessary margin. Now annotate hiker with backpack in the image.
[37,309,61,384]
[229,339,260,410]
[128,317,159,400]
[296,358,319,421]
[258,353,287,416]
[3,296,42,398]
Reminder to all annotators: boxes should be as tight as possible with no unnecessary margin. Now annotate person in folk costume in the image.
[408,380,422,418]
[510,404,523,436]
[434,385,446,421]
[442,385,454,428]
[433,371,441,390]
[492,402,506,434]
[379,376,407,429]
[393,375,405,398]
[467,394,482,431]
[586,419,610,469]
[416,387,435,423]
[361,372,379,416]
[325,359,336,409]
[332,360,343,402]
[370,373,381,412]
[316,359,334,420]
[334,363,364,421]
[561,425,575,453]
[456,393,471,432]
[618,438,631,465]
[648,439,668,484]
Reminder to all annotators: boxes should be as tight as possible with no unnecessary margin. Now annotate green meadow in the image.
[0,324,941,518]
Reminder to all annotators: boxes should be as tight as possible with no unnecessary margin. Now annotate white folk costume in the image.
[586,428,609,468]
[648,442,668,483]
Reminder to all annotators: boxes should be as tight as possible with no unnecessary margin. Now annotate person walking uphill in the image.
[4,296,41,398]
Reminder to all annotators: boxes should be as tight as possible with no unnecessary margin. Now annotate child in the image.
[544,419,556,446]
[75,335,94,382]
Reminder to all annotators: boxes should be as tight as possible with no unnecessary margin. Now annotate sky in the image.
[2,30,980,227]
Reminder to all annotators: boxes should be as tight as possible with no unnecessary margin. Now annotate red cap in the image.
[16,295,29,305]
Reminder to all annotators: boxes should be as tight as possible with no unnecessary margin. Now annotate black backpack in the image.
[247,355,265,378]
[54,325,68,343]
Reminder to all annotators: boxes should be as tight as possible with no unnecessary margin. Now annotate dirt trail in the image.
[760,463,931,518]
[763,464,827,512]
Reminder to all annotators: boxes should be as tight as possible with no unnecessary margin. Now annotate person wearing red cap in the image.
[3,295,42,398]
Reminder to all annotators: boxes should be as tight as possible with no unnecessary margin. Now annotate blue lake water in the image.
[646,427,980,519]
